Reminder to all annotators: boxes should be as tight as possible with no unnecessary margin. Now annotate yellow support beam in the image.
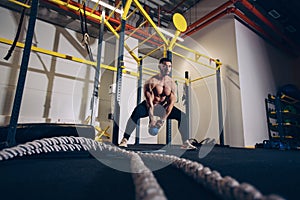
[130,32,156,52]
[132,0,169,46]
[122,0,133,20]
[8,0,30,8]
[0,37,96,66]
[123,43,140,63]
[175,43,212,60]
[168,30,181,51]
[104,18,120,39]
[172,76,187,83]
[126,7,139,20]
[125,20,147,41]
[107,1,122,20]
[190,73,216,83]
[171,50,217,71]
[142,70,156,77]
[143,67,159,74]
[0,37,139,77]
[90,0,99,14]
[140,44,163,60]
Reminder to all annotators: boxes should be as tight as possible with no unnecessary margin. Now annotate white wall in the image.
[186,16,244,147]
[187,14,298,147]
[234,20,296,146]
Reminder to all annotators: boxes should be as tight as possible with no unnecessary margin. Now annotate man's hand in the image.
[148,119,163,136]
[149,120,157,127]
[155,119,165,128]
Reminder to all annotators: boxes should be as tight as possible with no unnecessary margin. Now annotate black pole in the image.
[185,71,190,139]
[112,17,126,145]
[6,0,39,147]
[216,60,224,146]
[91,9,105,125]
[166,50,172,144]
[135,57,143,144]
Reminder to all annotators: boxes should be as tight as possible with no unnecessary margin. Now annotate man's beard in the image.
[161,69,170,76]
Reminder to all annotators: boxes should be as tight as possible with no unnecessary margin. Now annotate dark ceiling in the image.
[0,0,299,56]
[235,0,300,56]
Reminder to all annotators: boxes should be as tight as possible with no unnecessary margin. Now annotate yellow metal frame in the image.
[190,73,216,83]
[125,20,147,41]
[132,0,169,46]
[143,67,159,73]
[8,0,31,8]
[0,37,138,77]
[130,32,156,53]
[140,44,164,60]
[107,1,122,20]
[23,0,222,83]
[171,51,217,71]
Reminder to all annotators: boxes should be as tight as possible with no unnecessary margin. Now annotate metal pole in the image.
[135,56,143,144]
[216,60,224,146]
[166,50,172,144]
[112,16,126,145]
[6,0,39,147]
[185,71,190,139]
[91,9,105,126]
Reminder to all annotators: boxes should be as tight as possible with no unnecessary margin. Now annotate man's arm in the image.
[144,79,156,126]
[160,91,176,122]
[157,79,176,126]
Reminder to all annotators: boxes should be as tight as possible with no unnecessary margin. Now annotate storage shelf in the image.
[265,92,300,149]
[268,110,300,120]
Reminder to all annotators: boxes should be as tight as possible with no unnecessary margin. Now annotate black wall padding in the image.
[0,123,95,144]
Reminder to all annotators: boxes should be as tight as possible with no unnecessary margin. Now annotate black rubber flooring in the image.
[0,144,299,200]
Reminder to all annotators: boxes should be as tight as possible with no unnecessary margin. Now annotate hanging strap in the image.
[4,0,29,60]
[79,2,93,58]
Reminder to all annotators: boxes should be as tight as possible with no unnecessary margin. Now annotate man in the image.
[119,58,196,149]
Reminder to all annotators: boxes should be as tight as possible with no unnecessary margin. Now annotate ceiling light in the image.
[157,27,184,42]
[160,21,168,27]
[285,25,296,33]
[268,9,280,19]
[154,1,166,6]
[90,0,123,14]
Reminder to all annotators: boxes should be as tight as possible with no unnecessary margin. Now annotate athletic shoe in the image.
[119,138,128,148]
[181,139,197,150]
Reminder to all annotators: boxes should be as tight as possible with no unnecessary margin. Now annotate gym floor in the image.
[0,124,299,200]
[0,142,299,200]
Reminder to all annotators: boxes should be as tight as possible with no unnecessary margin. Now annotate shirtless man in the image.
[119,58,196,149]
[144,59,176,129]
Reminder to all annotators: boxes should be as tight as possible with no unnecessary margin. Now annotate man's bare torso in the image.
[144,75,174,106]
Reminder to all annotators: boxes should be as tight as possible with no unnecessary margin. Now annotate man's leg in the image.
[122,101,148,141]
[168,107,196,149]
[167,106,189,142]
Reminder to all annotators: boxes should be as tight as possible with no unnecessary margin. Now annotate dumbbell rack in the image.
[264,93,300,149]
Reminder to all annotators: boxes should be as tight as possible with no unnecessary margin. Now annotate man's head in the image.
[158,57,172,76]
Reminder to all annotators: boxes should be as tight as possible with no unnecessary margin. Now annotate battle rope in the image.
[0,136,284,200]
[137,152,284,200]
[131,154,167,200]
[0,136,166,200]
